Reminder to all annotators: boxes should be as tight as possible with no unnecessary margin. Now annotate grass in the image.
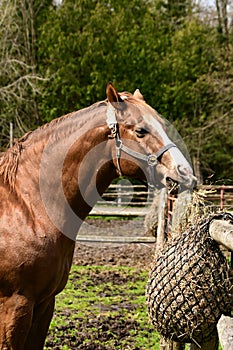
[45,264,223,349]
[45,265,160,349]
[86,215,143,221]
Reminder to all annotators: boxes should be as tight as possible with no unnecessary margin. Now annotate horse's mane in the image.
[0,101,106,190]
[0,141,22,189]
[0,93,163,190]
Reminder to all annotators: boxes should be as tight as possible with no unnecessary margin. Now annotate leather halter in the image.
[106,103,177,187]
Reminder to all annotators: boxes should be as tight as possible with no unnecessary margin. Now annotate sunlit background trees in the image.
[0,0,232,181]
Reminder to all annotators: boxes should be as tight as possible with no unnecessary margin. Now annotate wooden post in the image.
[156,188,185,350]
[188,329,219,350]
[192,156,202,185]
[10,122,13,147]
[160,337,185,350]
[220,187,225,210]
[209,220,233,251]
[217,315,233,350]
[117,182,122,207]
[156,187,167,252]
[171,189,192,237]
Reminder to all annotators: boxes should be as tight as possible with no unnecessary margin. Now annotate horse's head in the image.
[106,83,196,189]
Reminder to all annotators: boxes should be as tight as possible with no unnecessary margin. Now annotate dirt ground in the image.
[45,218,157,350]
[73,218,156,269]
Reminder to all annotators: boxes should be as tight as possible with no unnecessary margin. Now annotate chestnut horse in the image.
[0,83,196,349]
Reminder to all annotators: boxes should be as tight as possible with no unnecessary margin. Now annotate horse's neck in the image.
[59,125,116,213]
[17,104,108,191]
[15,107,116,238]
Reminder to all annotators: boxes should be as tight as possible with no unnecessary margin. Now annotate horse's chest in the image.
[0,230,75,301]
[31,239,75,300]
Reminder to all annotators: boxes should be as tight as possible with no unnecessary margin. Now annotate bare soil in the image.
[45,218,157,350]
[74,218,155,268]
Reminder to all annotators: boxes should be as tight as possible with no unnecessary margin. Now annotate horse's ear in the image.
[133,89,145,101]
[106,83,123,105]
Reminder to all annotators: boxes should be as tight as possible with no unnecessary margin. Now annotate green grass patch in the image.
[45,265,160,349]
[45,265,222,349]
[86,215,143,221]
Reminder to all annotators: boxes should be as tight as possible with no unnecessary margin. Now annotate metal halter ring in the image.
[147,154,158,167]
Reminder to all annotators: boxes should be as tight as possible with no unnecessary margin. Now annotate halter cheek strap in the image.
[116,138,176,167]
[106,103,177,187]
[116,136,176,187]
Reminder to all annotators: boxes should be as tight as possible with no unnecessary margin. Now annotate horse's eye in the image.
[135,127,148,138]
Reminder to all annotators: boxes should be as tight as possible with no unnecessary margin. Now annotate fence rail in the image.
[90,184,233,216]
[79,185,233,244]
[199,185,233,210]
[77,235,155,243]
[90,183,152,216]
[96,183,152,207]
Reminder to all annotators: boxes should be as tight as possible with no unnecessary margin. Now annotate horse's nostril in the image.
[177,165,197,188]
[177,165,190,177]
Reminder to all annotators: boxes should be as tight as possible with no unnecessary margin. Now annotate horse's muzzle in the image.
[176,165,197,189]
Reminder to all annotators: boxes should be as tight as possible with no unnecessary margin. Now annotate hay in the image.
[146,212,233,345]
[171,189,217,238]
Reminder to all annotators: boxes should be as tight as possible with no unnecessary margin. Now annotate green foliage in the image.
[36,0,151,119]
[36,0,233,180]
[1,0,232,181]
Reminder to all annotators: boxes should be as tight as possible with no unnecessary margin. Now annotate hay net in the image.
[146,212,233,345]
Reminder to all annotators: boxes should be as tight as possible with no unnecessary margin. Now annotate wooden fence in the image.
[90,182,153,216]
[90,184,233,216]
[200,185,233,210]
[78,184,233,244]
[167,185,233,229]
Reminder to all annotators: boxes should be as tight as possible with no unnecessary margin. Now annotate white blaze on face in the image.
[143,114,193,174]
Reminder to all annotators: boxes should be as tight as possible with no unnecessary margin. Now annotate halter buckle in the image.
[147,154,158,167]
[108,124,117,139]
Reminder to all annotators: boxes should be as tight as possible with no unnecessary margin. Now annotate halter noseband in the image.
[106,102,177,187]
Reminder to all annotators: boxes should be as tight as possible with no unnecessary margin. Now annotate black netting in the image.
[146,212,233,344]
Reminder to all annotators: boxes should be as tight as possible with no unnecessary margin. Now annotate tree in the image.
[36,0,151,120]
[215,0,229,39]
[0,0,46,149]
[1,0,232,181]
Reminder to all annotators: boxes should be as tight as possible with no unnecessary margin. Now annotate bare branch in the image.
[0,0,46,144]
